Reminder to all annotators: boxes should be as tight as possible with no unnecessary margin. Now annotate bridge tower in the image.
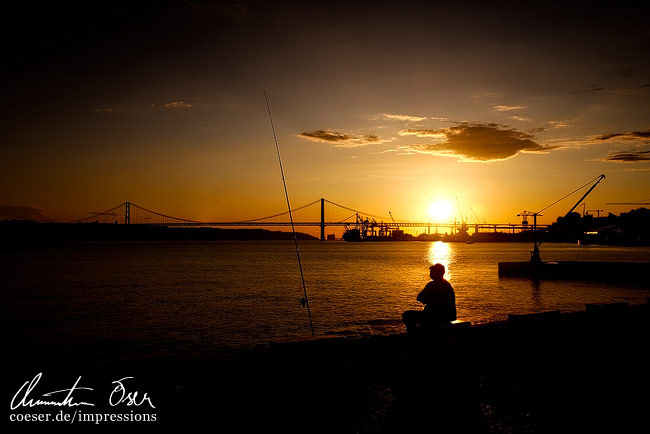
[320,198,325,241]
[125,201,130,225]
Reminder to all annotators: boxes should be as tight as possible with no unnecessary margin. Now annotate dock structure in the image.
[250,301,650,432]
[499,260,650,282]
[7,301,648,432]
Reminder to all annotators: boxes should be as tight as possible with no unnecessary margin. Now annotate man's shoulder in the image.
[424,279,453,290]
[434,279,454,292]
[423,280,436,288]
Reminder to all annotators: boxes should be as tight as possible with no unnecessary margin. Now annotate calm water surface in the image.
[2,241,649,360]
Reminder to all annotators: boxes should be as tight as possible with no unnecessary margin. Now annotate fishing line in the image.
[263,90,315,337]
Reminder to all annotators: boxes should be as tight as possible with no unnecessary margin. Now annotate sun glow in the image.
[428,199,453,222]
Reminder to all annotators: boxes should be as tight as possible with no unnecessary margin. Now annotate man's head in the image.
[429,263,445,279]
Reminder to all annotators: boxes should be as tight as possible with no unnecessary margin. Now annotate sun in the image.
[428,199,453,222]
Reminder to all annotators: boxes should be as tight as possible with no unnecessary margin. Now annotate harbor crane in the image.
[471,208,484,224]
[455,196,468,225]
[522,173,606,262]
[388,211,399,230]
[520,174,606,229]
[564,174,606,218]
[518,210,543,230]
[455,196,469,236]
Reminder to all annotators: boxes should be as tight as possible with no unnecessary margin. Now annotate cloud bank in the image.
[0,204,51,222]
[400,123,556,162]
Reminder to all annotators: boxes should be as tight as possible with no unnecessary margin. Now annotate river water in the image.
[2,241,649,360]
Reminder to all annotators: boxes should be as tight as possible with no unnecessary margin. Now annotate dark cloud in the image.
[526,120,569,133]
[604,150,650,162]
[596,130,650,162]
[0,204,50,221]
[401,123,556,162]
[625,83,650,90]
[571,85,605,94]
[94,106,137,113]
[151,101,193,109]
[596,130,650,141]
[298,130,384,147]
[95,101,193,113]
[572,83,650,96]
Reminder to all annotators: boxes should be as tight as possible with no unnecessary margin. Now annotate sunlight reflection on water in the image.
[427,241,451,278]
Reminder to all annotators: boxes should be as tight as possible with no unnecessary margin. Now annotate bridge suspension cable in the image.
[130,203,201,223]
[323,199,392,221]
[68,202,126,223]
[237,199,321,223]
[337,213,358,223]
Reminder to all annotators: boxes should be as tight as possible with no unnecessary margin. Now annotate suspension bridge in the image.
[70,198,547,240]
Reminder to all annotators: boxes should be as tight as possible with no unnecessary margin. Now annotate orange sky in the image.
[2,1,649,231]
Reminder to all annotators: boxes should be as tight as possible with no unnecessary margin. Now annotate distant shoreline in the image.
[0,221,318,243]
[2,220,649,246]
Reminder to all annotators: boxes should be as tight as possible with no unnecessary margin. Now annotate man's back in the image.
[417,279,456,322]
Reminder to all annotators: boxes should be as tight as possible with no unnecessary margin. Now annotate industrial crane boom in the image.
[455,196,466,223]
[564,174,606,218]
[471,208,482,224]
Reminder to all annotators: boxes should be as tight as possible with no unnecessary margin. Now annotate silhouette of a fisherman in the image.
[403,263,457,333]
[530,241,542,263]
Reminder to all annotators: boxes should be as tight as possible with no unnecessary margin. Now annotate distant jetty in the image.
[498,260,650,282]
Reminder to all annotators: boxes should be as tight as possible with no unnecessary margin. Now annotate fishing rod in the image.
[263,90,315,337]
